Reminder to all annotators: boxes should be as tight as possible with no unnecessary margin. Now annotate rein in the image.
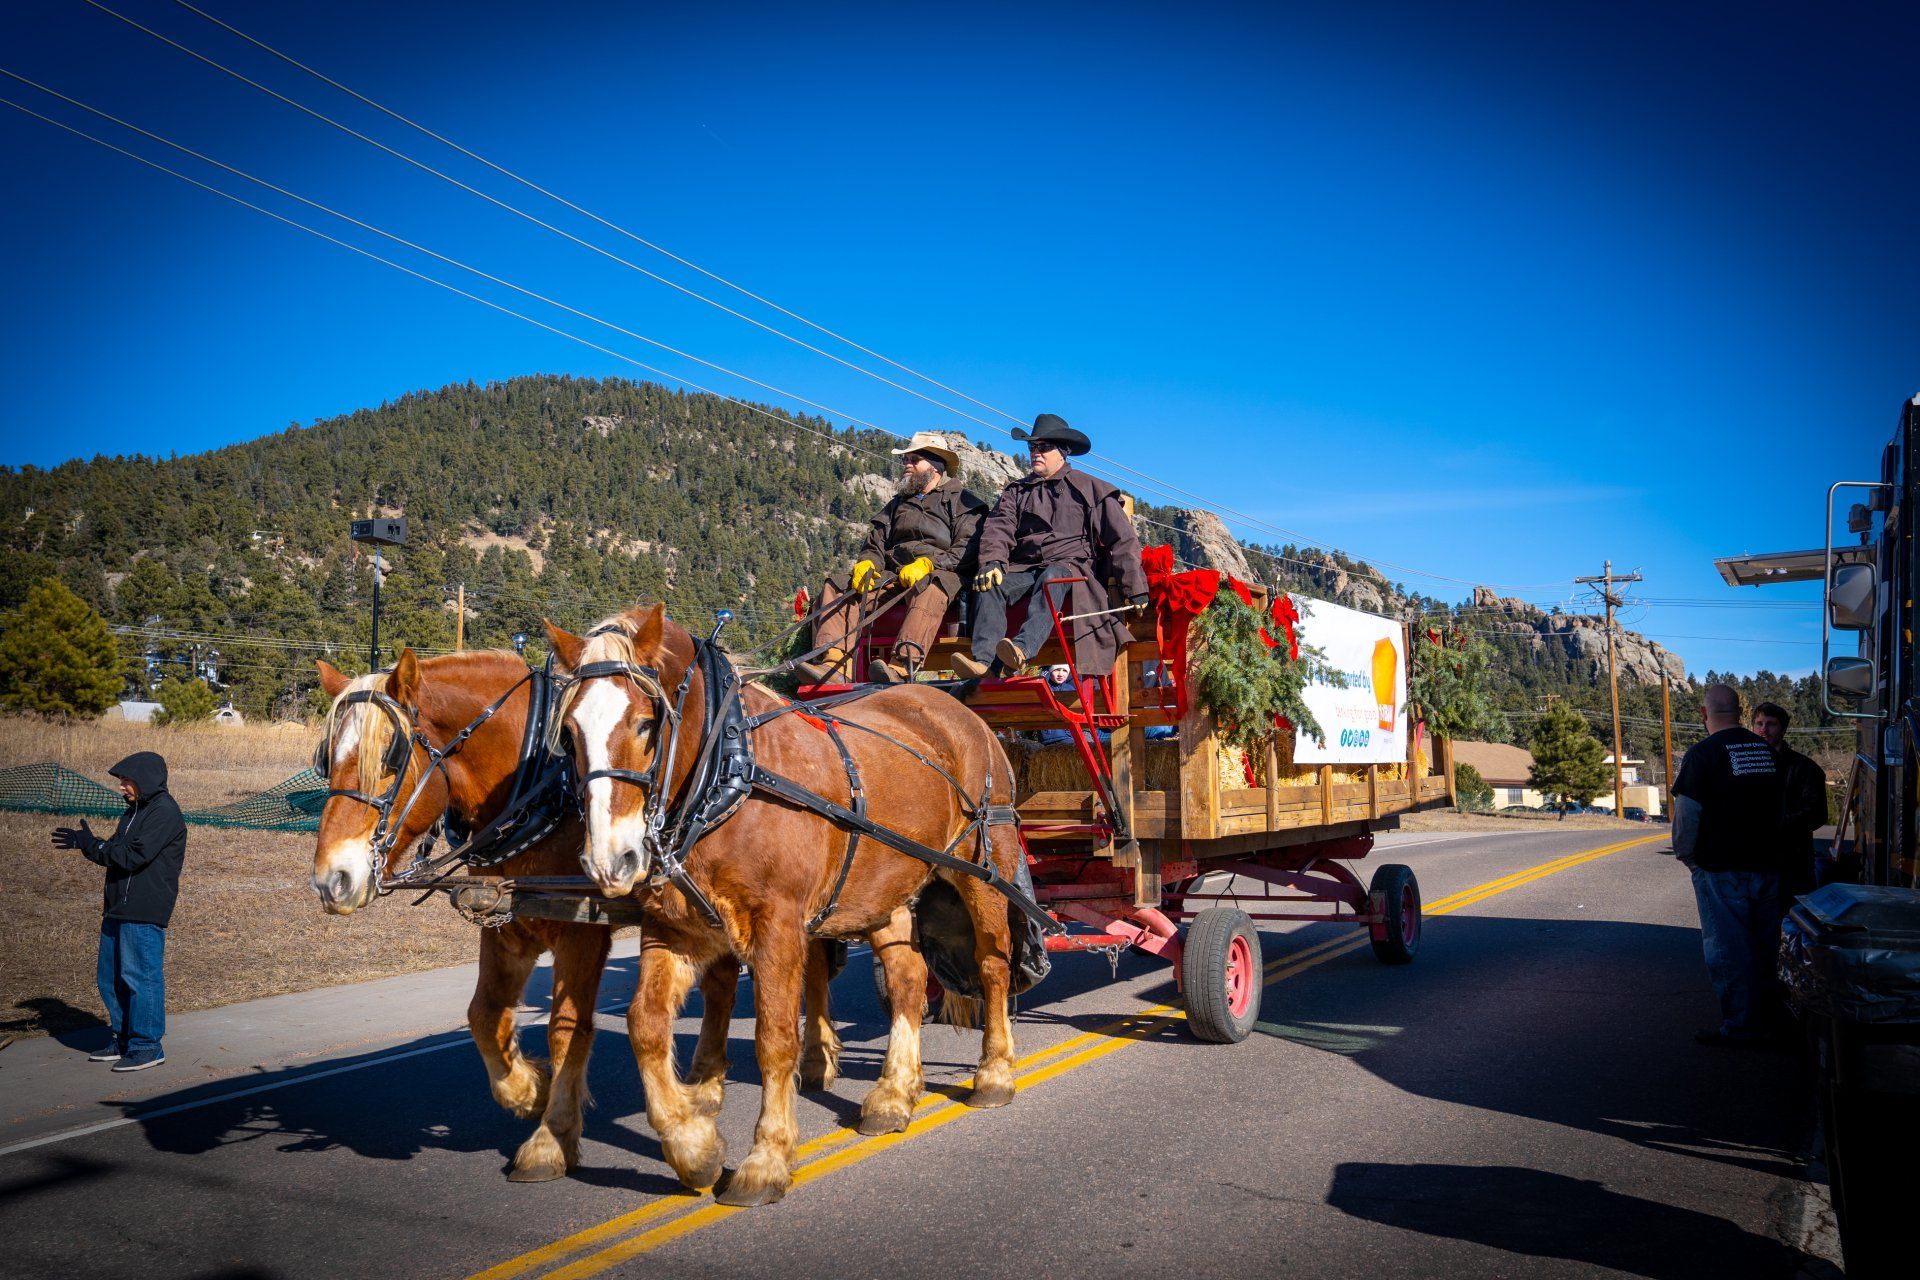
[564,620,1057,937]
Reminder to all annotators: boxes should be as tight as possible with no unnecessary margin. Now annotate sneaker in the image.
[995,638,1029,670]
[87,1045,124,1063]
[950,652,991,679]
[111,1048,166,1072]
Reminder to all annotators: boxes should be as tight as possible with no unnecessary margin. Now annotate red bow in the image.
[793,587,810,621]
[1270,595,1301,662]
[1141,545,1221,718]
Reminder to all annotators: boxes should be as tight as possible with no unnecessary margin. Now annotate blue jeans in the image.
[97,921,166,1054]
[1689,869,1781,1035]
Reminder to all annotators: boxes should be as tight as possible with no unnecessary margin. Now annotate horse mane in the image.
[320,672,400,794]
[323,650,529,788]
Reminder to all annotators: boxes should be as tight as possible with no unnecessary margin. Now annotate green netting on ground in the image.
[0,763,128,818]
[182,769,328,831]
[0,763,327,831]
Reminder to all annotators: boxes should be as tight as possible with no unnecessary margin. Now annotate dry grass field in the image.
[0,715,477,1039]
[1399,807,1666,834]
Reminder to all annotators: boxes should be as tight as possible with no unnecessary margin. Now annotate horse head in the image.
[310,649,450,914]
[547,602,692,896]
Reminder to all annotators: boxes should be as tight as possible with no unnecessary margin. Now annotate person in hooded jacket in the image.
[51,751,186,1071]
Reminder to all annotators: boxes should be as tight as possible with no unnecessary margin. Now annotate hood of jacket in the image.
[108,751,169,802]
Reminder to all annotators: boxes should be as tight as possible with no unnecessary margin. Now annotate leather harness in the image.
[564,630,1056,938]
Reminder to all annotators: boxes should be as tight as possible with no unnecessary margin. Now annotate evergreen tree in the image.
[0,577,124,715]
[1527,702,1612,813]
[1454,762,1493,811]
[153,676,217,725]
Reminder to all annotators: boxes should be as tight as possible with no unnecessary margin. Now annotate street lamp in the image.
[350,517,407,670]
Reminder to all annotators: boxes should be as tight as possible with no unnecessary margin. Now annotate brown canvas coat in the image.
[976,465,1149,673]
[857,476,987,596]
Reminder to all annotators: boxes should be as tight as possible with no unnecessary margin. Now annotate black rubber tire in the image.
[1181,907,1263,1043]
[1369,863,1421,965]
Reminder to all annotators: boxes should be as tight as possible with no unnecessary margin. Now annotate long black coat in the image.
[858,476,987,596]
[82,752,187,928]
[977,465,1149,673]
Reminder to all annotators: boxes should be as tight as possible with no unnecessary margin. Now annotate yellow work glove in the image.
[851,559,878,592]
[974,562,1005,592]
[898,556,934,588]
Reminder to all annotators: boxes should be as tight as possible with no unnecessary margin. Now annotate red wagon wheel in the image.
[1182,907,1263,1043]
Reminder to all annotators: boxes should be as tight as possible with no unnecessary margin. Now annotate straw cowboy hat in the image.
[890,431,964,481]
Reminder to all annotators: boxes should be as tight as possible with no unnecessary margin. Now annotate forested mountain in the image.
[0,373,1836,774]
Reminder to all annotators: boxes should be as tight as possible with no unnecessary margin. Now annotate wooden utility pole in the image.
[454,582,466,651]
[1575,561,1643,818]
[1661,672,1675,818]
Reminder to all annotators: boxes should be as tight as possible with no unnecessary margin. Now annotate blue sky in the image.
[3,0,1914,678]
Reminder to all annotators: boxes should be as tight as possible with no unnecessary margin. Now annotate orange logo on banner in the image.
[1371,638,1398,731]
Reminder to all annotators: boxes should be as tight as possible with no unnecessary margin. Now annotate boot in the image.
[795,647,848,684]
[870,658,906,683]
[995,637,1029,671]
[950,651,991,679]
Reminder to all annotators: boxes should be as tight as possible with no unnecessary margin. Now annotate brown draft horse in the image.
[548,602,1028,1207]
[308,651,843,1183]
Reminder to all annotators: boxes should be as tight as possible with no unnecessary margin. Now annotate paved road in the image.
[0,826,1833,1279]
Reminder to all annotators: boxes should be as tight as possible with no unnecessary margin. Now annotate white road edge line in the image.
[0,941,877,1161]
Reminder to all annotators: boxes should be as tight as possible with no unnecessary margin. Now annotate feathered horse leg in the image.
[631,936,725,1191]
[858,906,927,1135]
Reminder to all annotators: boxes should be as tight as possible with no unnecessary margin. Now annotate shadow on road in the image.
[1326,1162,1809,1279]
[4,996,108,1040]
[1246,914,1811,1181]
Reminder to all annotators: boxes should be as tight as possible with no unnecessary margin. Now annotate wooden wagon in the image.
[823,577,1456,1041]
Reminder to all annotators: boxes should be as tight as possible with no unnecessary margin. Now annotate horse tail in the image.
[931,990,984,1030]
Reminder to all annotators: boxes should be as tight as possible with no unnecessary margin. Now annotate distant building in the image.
[1592,754,1664,816]
[212,704,245,726]
[104,701,162,723]
[1452,741,1545,809]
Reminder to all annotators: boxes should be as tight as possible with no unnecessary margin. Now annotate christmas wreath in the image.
[1187,585,1340,754]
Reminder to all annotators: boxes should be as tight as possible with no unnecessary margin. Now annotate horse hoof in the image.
[506,1162,568,1183]
[799,1065,837,1091]
[856,1109,909,1136]
[966,1082,1015,1110]
[713,1169,789,1208]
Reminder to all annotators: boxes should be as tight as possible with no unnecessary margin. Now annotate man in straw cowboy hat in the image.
[800,431,987,683]
[953,413,1148,679]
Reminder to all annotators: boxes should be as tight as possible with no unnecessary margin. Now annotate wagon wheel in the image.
[1368,864,1421,965]
[1181,907,1263,1043]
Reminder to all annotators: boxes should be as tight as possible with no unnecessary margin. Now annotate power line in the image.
[84,0,1568,597]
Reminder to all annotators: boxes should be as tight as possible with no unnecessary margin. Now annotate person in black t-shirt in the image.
[1672,684,1787,1046]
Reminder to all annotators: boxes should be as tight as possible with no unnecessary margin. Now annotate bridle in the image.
[558,622,740,926]
[319,670,536,894]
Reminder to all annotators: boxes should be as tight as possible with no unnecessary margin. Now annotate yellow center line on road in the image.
[472,831,1663,1280]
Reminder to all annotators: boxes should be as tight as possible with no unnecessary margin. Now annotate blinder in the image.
[313,689,414,778]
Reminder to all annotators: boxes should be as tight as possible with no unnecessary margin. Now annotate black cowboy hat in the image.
[1012,412,1091,456]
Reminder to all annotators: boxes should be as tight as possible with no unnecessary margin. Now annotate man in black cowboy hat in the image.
[953,414,1148,679]
[801,431,987,683]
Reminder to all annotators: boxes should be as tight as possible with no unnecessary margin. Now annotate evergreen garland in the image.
[1407,627,1501,740]
[1188,587,1338,753]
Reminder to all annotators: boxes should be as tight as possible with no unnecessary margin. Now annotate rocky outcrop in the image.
[944,433,1026,490]
[581,415,623,437]
[1468,586,1688,686]
[842,473,896,504]
[1165,509,1255,582]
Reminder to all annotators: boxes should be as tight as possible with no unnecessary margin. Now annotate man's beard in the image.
[894,470,921,496]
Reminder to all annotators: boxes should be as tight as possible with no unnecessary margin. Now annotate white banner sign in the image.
[1290,596,1407,765]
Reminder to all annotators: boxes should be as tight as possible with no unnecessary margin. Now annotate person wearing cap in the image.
[50,751,186,1071]
[954,413,1149,679]
[800,431,987,683]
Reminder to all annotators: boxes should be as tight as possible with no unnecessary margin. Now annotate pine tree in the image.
[0,577,124,715]
[153,676,217,725]
[1454,762,1493,811]
[1527,702,1612,814]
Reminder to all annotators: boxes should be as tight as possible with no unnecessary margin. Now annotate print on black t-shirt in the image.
[1673,727,1786,873]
